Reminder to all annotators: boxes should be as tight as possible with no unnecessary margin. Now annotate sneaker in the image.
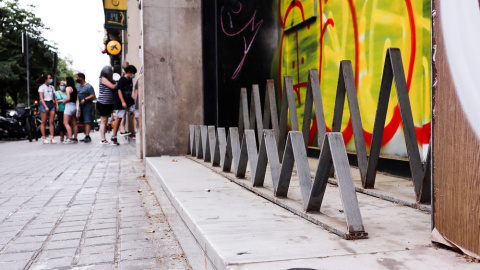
[43,137,50,144]
[111,136,119,146]
[72,138,78,143]
[100,140,109,145]
[63,138,74,144]
[50,137,57,144]
[84,136,92,143]
[119,132,131,136]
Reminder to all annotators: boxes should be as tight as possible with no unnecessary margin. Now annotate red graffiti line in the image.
[348,0,360,89]
[308,17,333,145]
[307,2,334,146]
[221,4,264,79]
[293,31,302,105]
[324,0,358,145]
[362,0,420,147]
[278,0,305,28]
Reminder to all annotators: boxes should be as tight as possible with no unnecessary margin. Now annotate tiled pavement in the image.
[0,133,190,269]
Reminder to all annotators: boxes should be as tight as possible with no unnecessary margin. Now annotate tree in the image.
[0,0,74,114]
[57,56,76,82]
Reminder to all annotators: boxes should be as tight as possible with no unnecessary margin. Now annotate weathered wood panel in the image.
[432,0,480,258]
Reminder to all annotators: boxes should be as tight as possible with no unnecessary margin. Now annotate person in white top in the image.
[38,74,59,144]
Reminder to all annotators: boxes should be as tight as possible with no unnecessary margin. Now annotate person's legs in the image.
[134,110,139,132]
[64,114,72,139]
[85,123,91,137]
[48,110,56,143]
[133,115,137,133]
[72,115,78,140]
[58,112,65,142]
[111,117,122,145]
[118,117,131,136]
[40,112,47,140]
[100,116,108,141]
[113,110,126,137]
[81,105,92,142]
[128,105,135,134]
[98,103,110,142]
[113,117,122,137]
[119,117,126,133]
[119,105,135,136]
[111,109,125,145]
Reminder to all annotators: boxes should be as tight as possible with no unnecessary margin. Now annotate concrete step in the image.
[146,156,472,270]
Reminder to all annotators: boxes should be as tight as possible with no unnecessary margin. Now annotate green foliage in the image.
[57,56,76,82]
[0,0,74,114]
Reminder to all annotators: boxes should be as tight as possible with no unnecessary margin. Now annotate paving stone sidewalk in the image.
[0,133,190,270]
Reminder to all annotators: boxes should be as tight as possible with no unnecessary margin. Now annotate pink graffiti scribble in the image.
[220,4,263,79]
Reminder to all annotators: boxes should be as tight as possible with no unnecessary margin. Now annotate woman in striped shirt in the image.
[97,66,117,144]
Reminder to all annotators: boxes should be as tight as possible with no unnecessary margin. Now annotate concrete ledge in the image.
[146,156,472,270]
[146,156,230,268]
[187,156,366,240]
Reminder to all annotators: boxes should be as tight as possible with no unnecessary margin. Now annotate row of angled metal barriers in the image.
[187,48,431,239]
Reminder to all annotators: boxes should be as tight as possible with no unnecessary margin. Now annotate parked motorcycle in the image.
[0,118,9,138]
[0,104,60,141]
[16,105,41,141]
[0,115,27,140]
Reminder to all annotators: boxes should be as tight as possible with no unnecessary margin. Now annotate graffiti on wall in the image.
[216,0,431,159]
[275,0,431,158]
[220,2,264,79]
[216,0,277,130]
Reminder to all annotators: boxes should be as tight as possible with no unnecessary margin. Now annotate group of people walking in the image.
[37,64,137,145]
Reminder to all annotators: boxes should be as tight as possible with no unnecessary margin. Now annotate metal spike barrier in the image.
[187,125,195,156]
[369,48,429,203]
[278,76,300,156]
[332,60,369,183]
[234,51,430,204]
[187,48,431,238]
[330,49,430,203]
[188,125,367,239]
[302,69,327,149]
[263,80,280,142]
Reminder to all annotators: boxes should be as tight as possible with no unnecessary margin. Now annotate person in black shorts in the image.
[97,66,117,144]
